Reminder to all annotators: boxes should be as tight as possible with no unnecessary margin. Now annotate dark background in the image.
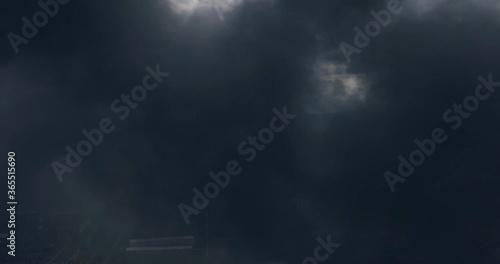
[1,0,500,263]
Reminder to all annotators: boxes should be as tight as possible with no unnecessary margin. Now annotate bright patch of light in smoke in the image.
[168,0,202,15]
[167,0,273,21]
[304,59,369,114]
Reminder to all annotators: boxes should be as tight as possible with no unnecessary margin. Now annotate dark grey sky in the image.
[1,0,500,263]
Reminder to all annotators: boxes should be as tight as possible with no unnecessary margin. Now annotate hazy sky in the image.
[1,0,500,262]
